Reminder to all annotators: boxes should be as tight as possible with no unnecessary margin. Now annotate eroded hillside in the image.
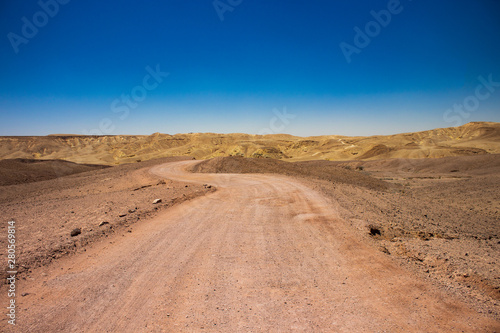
[1,122,499,165]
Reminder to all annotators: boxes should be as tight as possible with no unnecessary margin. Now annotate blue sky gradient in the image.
[1,0,499,136]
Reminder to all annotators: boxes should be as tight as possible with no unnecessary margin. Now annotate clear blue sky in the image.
[1,0,499,136]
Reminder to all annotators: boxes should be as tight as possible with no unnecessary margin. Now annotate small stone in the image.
[153,199,162,204]
[380,246,390,255]
[70,228,81,237]
[99,221,109,227]
[21,293,29,297]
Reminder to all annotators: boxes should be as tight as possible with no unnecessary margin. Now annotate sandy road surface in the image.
[8,161,499,332]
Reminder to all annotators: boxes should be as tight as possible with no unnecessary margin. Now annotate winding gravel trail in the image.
[12,161,499,332]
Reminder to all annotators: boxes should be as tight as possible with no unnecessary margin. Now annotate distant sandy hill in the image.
[0,122,499,165]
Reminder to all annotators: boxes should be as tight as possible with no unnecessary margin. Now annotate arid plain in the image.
[1,121,499,331]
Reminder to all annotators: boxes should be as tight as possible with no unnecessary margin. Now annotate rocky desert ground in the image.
[0,122,499,332]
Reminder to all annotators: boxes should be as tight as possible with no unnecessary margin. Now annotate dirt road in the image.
[10,161,500,332]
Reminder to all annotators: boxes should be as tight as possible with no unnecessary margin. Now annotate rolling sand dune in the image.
[1,122,499,165]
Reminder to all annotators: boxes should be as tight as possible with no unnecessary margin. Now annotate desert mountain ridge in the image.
[1,122,499,165]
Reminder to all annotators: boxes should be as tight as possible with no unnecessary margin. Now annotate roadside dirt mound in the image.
[0,158,109,186]
[189,156,392,191]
